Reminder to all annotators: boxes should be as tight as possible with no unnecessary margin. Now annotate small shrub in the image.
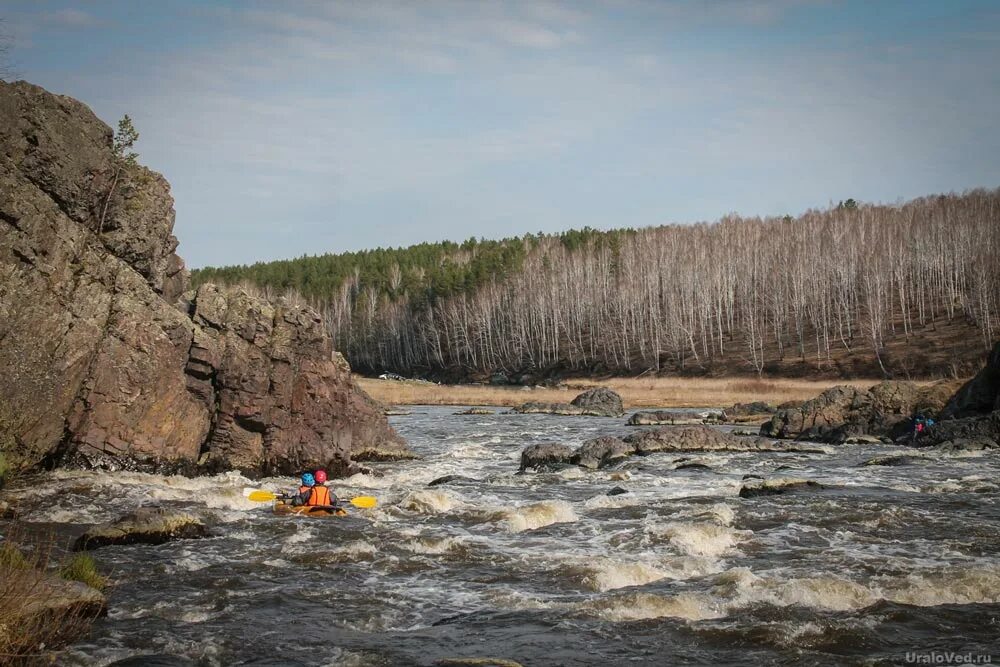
[59,553,108,591]
[0,541,29,570]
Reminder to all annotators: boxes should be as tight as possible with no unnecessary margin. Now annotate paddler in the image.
[306,469,338,508]
[289,472,316,506]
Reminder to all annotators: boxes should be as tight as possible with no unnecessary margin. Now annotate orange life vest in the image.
[298,485,312,495]
[306,485,332,507]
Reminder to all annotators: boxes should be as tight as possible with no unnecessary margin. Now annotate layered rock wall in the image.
[0,81,406,476]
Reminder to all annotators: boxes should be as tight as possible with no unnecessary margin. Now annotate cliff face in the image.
[0,81,407,477]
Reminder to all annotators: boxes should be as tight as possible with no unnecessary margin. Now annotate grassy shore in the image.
[355,375,907,409]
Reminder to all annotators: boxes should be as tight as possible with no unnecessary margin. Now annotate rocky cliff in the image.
[0,81,407,478]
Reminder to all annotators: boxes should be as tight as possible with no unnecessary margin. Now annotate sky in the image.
[3,1,1000,268]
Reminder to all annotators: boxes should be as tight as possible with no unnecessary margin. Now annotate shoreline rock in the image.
[760,380,957,444]
[0,81,408,479]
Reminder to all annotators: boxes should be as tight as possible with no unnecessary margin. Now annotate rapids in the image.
[2,407,999,665]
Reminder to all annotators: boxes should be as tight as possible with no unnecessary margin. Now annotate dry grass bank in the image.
[356,376,909,409]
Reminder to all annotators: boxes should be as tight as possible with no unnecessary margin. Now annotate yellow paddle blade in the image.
[348,496,377,509]
[245,489,278,502]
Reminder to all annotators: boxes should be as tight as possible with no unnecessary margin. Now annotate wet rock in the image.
[732,428,758,436]
[0,81,407,478]
[435,659,524,667]
[427,474,477,487]
[935,437,999,453]
[606,486,629,496]
[843,435,886,444]
[570,437,635,470]
[627,411,705,426]
[862,455,921,466]
[760,380,958,443]
[674,462,713,471]
[456,408,494,415]
[511,387,623,417]
[73,507,208,551]
[519,444,575,471]
[623,426,826,455]
[739,478,825,498]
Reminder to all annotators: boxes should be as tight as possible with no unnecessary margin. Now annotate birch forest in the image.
[192,189,1000,379]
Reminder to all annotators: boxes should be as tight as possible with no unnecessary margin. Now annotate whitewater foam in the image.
[500,500,578,532]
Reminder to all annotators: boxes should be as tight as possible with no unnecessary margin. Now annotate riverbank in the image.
[354,376,913,409]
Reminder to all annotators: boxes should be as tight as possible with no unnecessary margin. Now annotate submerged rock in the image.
[606,486,629,496]
[0,81,407,478]
[511,387,623,417]
[674,462,713,471]
[862,455,921,467]
[427,474,477,487]
[739,478,825,499]
[435,659,524,667]
[74,507,208,551]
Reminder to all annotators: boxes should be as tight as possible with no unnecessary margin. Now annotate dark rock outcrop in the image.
[760,380,958,443]
[73,507,208,550]
[511,387,623,417]
[0,81,406,477]
[905,341,1000,449]
[941,342,1000,419]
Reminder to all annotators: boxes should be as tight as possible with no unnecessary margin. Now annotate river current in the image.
[4,407,1000,666]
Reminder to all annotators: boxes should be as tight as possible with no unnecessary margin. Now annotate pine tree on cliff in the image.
[98,114,139,236]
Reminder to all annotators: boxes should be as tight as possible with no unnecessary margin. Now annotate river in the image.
[4,407,1000,665]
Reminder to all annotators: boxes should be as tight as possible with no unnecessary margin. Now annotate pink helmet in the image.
[314,469,328,484]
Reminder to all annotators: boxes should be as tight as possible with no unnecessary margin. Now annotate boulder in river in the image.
[511,387,623,417]
[0,81,408,478]
[519,444,575,471]
[570,437,635,469]
[74,507,208,551]
[627,411,706,426]
[739,478,825,498]
[623,425,826,455]
[456,408,494,415]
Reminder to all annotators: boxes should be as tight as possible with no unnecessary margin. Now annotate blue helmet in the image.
[301,472,316,486]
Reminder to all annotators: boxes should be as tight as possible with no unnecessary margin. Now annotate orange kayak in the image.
[273,502,348,518]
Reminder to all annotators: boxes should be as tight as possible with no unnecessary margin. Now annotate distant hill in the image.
[191,189,1000,381]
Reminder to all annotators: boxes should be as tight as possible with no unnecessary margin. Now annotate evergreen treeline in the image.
[191,189,1000,379]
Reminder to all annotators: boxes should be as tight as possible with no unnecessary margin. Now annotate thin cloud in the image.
[41,8,101,28]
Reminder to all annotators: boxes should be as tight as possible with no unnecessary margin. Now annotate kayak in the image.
[273,502,348,518]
